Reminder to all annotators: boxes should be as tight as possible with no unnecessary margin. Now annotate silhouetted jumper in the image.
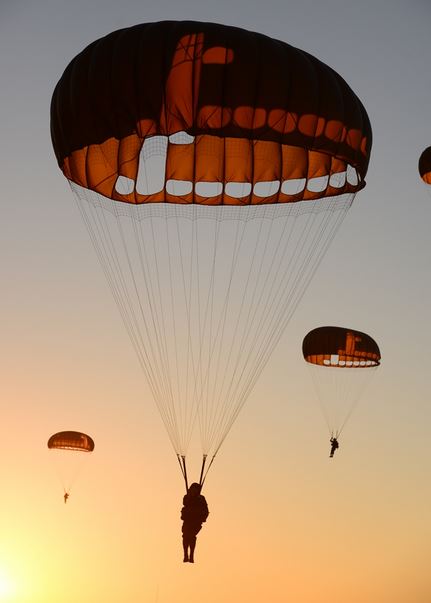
[330,437,339,458]
[181,482,209,563]
[64,491,69,504]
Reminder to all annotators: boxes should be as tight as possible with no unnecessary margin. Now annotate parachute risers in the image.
[177,454,216,492]
[51,21,372,483]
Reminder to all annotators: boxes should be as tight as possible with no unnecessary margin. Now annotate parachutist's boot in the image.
[183,541,189,562]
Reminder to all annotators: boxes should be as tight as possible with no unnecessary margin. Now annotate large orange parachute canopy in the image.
[51,21,372,488]
[419,147,431,186]
[303,327,380,438]
[48,431,94,500]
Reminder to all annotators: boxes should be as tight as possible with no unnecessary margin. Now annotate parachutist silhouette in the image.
[330,437,339,458]
[64,491,69,504]
[181,483,209,563]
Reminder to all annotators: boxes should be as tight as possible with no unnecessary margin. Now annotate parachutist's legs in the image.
[189,536,196,563]
[182,530,198,563]
[182,535,189,562]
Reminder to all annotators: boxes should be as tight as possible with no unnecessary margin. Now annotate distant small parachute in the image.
[48,431,94,501]
[48,431,95,452]
[419,147,431,186]
[303,326,380,438]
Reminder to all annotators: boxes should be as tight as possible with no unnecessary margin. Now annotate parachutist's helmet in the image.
[188,483,202,494]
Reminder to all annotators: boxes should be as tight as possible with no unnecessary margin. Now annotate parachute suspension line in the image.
[128,217,168,407]
[72,187,354,470]
[308,364,335,436]
[212,204,310,448]
[165,214,185,451]
[116,202,179,451]
[207,206,306,451]
[238,199,348,443]
[204,212,282,453]
[134,215,180,452]
[202,195,352,454]
[191,215,224,454]
[308,362,378,437]
[193,210,208,450]
[74,185,184,456]
[72,189,164,409]
[119,211,171,406]
[336,365,378,437]
[147,215,179,442]
[232,195,351,411]
[209,208,305,450]
[173,208,200,454]
[185,211,200,449]
[200,453,217,487]
[205,213,270,453]
[198,454,207,486]
[49,448,91,497]
[199,217,249,453]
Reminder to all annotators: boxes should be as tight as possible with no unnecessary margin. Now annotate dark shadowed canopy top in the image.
[303,326,380,368]
[47,431,95,452]
[51,20,372,205]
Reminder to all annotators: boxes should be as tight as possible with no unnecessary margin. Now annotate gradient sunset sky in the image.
[1,1,431,602]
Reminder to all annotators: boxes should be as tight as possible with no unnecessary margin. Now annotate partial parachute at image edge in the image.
[419,147,431,185]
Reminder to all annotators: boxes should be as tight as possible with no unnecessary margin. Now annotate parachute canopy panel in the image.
[419,147,431,185]
[51,20,372,206]
[47,431,95,452]
[302,326,380,367]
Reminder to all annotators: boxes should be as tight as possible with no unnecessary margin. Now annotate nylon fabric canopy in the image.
[51,21,372,485]
[51,20,371,206]
[419,147,431,185]
[302,326,381,367]
[47,431,95,452]
[303,326,381,438]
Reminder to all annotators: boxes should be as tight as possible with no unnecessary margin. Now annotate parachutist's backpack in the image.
[181,494,209,523]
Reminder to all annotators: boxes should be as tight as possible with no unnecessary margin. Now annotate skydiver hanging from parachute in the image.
[181,483,209,563]
[47,431,95,503]
[329,436,339,458]
[51,20,373,558]
[303,326,381,459]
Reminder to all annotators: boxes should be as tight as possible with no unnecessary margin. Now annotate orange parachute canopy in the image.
[47,431,95,452]
[419,147,431,185]
[302,326,381,368]
[303,326,381,437]
[51,20,372,206]
[50,22,372,487]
